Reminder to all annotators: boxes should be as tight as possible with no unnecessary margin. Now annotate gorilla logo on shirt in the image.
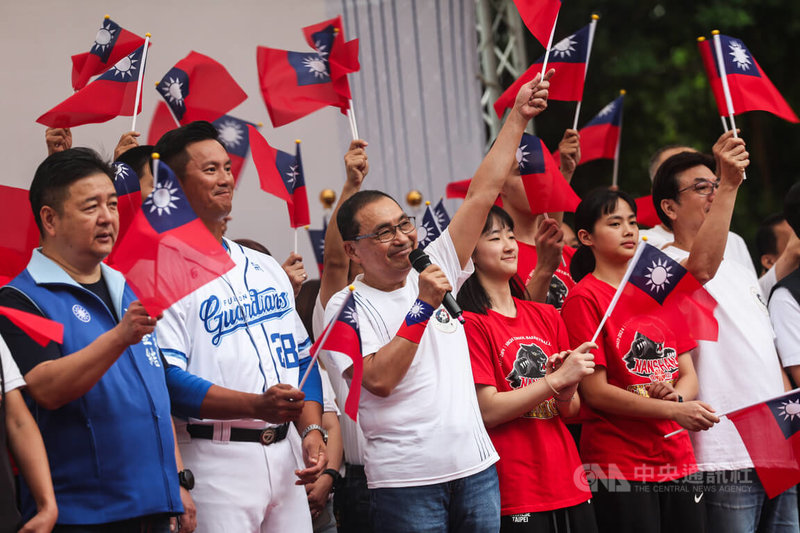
[506,343,548,389]
[623,331,678,380]
[545,276,569,309]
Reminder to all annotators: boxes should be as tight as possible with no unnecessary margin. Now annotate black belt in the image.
[187,423,289,445]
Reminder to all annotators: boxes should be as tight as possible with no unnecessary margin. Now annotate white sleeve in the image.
[770,288,800,368]
[1,335,25,393]
[312,295,326,340]
[727,232,758,276]
[319,366,341,415]
[156,299,192,370]
[424,228,475,294]
[760,267,778,300]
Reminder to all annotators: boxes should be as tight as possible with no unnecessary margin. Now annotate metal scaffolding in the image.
[475,0,531,150]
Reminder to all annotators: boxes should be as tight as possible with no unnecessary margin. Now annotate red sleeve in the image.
[463,313,498,387]
[560,293,607,368]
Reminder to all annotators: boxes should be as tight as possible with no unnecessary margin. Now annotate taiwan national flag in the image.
[698,34,798,123]
[38,45,147,128]
[248,126,310,228]
[727,389,800,498]
[71,17,146,90]
[311,289,363,420]
[445,178,503,206]
[0,306,63,347]
[618,242,718,343]
[0,185,39,286]
[433,199,451,230]
[257,16,359,128]
[517,133,580,214]
[495,24,591,118]
[147,102,179,145]
[212,115,260,185]
[111,161,141,243]
[157,51,247,125]
[579,94,624,164]
[635,195,661,228]
[111,160,236,317]
[513,0,561,48]
[307,224,326,275]
[417,203,442,249]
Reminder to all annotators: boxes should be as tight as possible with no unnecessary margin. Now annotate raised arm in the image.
[319,140,369,308]
[449,70,554,268]
[683,130,747,284]
[550,128,581,224]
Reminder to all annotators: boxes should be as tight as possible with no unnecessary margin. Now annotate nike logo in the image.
[694,493,704,503]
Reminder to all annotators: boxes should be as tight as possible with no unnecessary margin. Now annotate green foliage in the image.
[525,0,800,262]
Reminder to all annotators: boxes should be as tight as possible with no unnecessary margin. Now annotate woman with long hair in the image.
[560,188,718,533]
[458,205,598,533]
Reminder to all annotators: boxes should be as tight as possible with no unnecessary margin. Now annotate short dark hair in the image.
[651,151,716,230]
[648,144,695,181]
[234,238,271,256]
[30,148,114,235]
[337,190,398,241]
[153,121,222,179]
[457,206,528,314]
[755,213,786,258]
[785,182,800,237]
[115,145,154,180]
[570,188,638,282]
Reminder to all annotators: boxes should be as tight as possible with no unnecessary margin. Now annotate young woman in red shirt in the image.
[560,188,718,533]
[458,206,598,533]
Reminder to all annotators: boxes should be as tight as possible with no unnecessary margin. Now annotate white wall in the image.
[0,0,482,266]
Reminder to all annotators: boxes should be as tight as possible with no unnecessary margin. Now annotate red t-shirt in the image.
[516,240,576,310]
[464,299,590,515]
[560,274,698,482]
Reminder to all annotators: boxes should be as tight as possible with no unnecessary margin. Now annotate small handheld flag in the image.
[417,202,442,249]
[517,133,580,214]
[0,306,63,346]
[579,92,625,165]
[71,16,146,90]
[212,115,260,184]
[0,185,39,286]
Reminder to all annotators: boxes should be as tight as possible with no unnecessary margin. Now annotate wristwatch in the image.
[178,469,195,490]
[301,424,328,444]
[322,468,343,484]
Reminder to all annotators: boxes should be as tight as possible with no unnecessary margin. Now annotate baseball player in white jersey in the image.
[154,121,326,532]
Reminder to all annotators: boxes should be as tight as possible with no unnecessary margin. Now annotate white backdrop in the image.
[0,0,483,267]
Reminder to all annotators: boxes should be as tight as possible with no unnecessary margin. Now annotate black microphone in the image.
[409,248,465,324]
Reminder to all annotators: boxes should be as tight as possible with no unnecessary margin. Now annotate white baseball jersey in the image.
[158,238,313,423]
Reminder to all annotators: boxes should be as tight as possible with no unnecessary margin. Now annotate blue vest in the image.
[6,251,181,524]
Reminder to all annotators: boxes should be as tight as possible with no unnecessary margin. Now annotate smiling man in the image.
[0,148,188,530]
[323,72,553,533]
[152,121,325,533]
[653,133,797,532]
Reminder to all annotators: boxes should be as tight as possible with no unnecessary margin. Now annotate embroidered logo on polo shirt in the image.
[431,306,457,334]
[72,304,91,323]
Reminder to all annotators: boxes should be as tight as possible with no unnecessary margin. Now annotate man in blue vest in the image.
[0,148,193,531]
[771,182,800,385]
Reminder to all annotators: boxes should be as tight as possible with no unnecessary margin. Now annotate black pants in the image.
[500,500,597,533]
[52,514,172,533]
[592,477,706,533]
[334,463,373,533]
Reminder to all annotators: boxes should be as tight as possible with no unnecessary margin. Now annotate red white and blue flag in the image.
[147,101,179,145]
[310,290,363,420]
[618,242,718,343]
[38,45,147,128]
[517,133,580,214]
[257,16,359,127]
[248,126,311,228]
[417,203,442,249]
[579,93,624,164]
[307,223,326,275]
[157,51,247,125]
[495,24,591,118]
[433,199,451,230]
[728,388,800,498]
[0,185,39,286]
[513,0,561,48]
[698,34,798,123]
[212,115,259,185]
[71,17,146,90]
[0,306,63,347]
[111,161,141,243]
[111,160,236,316]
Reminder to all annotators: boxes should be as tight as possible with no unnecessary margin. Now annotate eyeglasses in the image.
[353,217,416,242]
[678,179,719,196]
